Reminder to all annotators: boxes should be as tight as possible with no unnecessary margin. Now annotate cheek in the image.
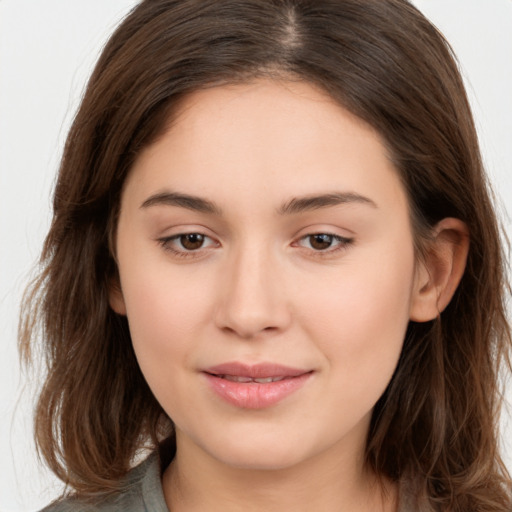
[119,261,213,383]
[297,245,415,385]
[120,269,217,425]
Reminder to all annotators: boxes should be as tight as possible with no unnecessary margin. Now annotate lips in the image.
[202,362,312,409]
[222,375,286,383]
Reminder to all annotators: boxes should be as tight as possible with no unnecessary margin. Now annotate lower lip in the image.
[203,372,312,409]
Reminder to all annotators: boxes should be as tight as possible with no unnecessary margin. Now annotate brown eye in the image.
[296,233,353,254]
[158,232,218,257]
[179,233,205,250]
[308,234,335,250]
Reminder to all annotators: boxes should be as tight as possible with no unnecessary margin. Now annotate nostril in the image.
[218,323,281,340]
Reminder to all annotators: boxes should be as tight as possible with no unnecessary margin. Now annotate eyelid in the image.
[292,230,354,257]
[297,233,352,247]
[157,230,220,259]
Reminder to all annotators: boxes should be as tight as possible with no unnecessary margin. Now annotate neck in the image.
[162,435,397,512]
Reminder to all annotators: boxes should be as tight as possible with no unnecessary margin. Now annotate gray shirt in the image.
[41,453,168,512]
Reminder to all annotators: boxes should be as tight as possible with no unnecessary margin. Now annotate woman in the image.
[20,0,512,510]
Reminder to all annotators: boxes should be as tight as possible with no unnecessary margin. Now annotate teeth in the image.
[253,377,274,383]
[254,377,284,383]
[221,375,286,383]
[224,375,253,383]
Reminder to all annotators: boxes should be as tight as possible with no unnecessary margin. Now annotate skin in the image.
[110,79,468,512]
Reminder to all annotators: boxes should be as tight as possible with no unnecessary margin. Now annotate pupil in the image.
[310,234,332,250]
[181,233,204,250]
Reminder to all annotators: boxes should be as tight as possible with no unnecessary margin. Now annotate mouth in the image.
[214,375,289,383]
[202,362,313,409]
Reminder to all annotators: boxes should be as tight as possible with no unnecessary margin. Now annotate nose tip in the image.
[214,257,291,339]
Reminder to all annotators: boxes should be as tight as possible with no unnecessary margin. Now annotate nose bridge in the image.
[215,238,290,338]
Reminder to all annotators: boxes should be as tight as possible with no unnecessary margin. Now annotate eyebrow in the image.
[140,190,377,215]
[277,192,377,215]
[140,191,222,214]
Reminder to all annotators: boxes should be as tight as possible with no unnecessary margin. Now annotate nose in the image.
[214,245,292,339]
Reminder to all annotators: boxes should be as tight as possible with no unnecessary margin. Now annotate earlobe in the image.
[409,218,469,322]
[109,277,127,315]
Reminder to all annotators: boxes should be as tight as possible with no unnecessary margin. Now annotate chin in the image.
[218,448,307,471]
[197,429,324,472]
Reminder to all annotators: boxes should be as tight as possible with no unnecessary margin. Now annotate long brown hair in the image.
[20,0,512,509]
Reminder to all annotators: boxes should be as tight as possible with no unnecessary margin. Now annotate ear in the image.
[409,218,469,322]
[109,276,127,315]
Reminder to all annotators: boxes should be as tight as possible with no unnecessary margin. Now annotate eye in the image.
[158,232,218,256]
[176,233,209,250]
[297,233,353,252]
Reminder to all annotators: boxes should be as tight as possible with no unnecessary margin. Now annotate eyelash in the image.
[157,233,218,259]
[157,232,354,259]
[294,233,353,256]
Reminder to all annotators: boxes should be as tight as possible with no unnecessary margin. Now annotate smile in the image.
[220,375,286,383]
[202,362,313,409]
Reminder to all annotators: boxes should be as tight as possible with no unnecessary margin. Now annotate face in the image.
[112,80,422,472]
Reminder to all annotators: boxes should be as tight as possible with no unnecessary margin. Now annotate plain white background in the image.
[1,1,511,511]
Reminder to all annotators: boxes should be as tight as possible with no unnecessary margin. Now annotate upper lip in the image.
[203,362,310,379]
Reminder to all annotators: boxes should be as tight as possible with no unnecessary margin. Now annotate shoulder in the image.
[40,452,169,512]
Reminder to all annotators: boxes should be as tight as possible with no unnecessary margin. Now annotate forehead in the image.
[124,79,408,219]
